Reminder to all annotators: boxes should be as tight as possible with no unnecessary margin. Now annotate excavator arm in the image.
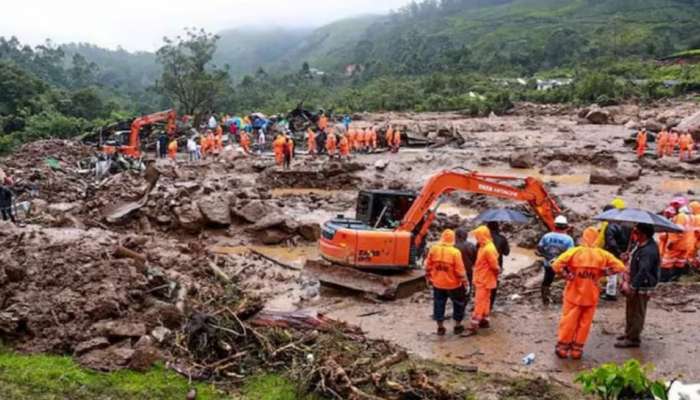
[399,171,560,243]
[123,109,177,158]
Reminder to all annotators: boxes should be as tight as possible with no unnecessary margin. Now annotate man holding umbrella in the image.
[593,207,682,348]
[616,223,660,349]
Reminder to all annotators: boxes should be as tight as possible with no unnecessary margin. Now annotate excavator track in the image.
[304,258,426,300]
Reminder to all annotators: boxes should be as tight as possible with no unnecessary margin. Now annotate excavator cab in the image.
[356,190,417,229]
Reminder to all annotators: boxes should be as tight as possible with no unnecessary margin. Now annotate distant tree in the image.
[155,28,230,117]
[68,54,99,88]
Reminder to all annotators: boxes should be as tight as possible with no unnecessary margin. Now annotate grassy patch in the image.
[0,348,228,400]
[242,374,311,400]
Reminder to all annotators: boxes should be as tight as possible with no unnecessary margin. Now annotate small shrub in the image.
[575,360,669,400]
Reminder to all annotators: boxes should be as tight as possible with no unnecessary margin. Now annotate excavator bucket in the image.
[303,258,426,300]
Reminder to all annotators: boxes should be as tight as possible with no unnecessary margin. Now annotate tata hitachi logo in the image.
[477,184,519,198]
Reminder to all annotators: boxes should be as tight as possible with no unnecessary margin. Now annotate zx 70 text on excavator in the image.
[101,109,177,158]
[305,170,560,299]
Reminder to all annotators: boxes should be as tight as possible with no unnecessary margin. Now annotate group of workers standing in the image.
[162,111,403,166]
[636,128,695,160]
[425,196,700,360]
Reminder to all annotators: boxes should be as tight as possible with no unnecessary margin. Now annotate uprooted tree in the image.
[155,28,231,119]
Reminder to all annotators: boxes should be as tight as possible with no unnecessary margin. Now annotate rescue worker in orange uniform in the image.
[635,129,647,158]
[659,208,693,281]
[240,130,251,154]
[679,132,693,161]
[385,126,394,149]
[356,128,366,152]
[307,129,317,156]
[370,127,378,151]
[667,130,679,157]
[200,131,211,158]
[272,134,286,166]
[426,229,468,336]
[318,114,328,132]
[167,138,178,161]
[689,201,700,268]
[552,227,625,359]
[468,225,500,335]
[207,130,216,156]
[214,130,223,153]
[361,128,370,152]
[338,134,350,159]
[656,129,668,158]
[347,127,356,154]
[391,128,401,153]
[325,131,337,158]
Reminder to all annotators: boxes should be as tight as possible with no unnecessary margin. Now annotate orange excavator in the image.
[305,170,560,298]
[101,109,177,158]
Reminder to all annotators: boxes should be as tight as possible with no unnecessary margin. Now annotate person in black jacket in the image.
[603,205,632,301]
[455,228,477,288]
[0,185,15,223]
[615,223,660,349]
[487,222,510,308]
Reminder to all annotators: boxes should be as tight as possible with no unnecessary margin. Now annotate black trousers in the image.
[1,207,15,223]
[433,287,468,322]
[625,291,649,343]
[542,266,555,287]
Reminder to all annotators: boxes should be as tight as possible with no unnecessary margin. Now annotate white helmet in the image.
[554,215,568,226]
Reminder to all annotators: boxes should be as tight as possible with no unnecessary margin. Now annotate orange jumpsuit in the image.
[426,230,466,289]
[679,133,692,161]
[667,132,679,156]
[318,115,328,131]
[200,135,210,157]
[656,130,668,158]
[635,131,647,158]
[307,129,317,154]
[689,201,700,268]
[339,135,350,158]
[392,129,401,153]
[347,129,356,153]
[207,133,216,156]
[214,133,223,152]
[659,213,693,269]
[385,127,394,149]
[325,133,337,157]
[370,128,378,150]
[272,135,286,166]
[240,131,251,154]
[552,228,625,359]
[355,129,365,152]
[167,139,178,160]
[469,226,500,332]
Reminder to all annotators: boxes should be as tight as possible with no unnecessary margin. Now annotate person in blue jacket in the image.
[537,215,575,306]
[342,115,352,131]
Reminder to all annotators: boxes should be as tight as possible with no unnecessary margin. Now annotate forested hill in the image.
[58,0,700,80]
[347,0,700,76]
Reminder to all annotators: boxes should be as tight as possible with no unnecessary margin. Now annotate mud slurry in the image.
[1,100,699,397]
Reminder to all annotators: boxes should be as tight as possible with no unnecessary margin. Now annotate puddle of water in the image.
[479,167,589,186]
[659,179,700,193]
[503,247,538,276]
[211,244,318,269]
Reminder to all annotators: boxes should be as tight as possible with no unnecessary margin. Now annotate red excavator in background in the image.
[101,109,177,158]
[305,170,561,298]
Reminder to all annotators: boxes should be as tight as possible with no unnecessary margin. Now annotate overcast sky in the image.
[1,0,409,52]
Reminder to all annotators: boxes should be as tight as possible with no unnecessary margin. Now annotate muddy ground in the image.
[1,99,699,397]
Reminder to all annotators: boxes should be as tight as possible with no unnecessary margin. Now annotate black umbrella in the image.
[473,208,530,224]
[593,208,684,233]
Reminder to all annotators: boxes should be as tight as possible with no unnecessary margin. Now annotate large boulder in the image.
[677,110,700,139]
[374,160,389,171]
[509,151,536,169]
[541,160,572,176]
[173,202,204,231]
[586,106,611,125]
[198,196,231,227]
[233,200,279,224]
[257,229,292,245]
[590,162,641,185]
[297,223,321,241]
[642,119,664,133]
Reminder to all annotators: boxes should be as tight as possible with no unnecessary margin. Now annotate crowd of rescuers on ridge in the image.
[425,197,700,360]
[151,112,402,168]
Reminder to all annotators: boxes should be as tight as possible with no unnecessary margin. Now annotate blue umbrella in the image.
[593,208,684,233]
[473,208,530,224]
